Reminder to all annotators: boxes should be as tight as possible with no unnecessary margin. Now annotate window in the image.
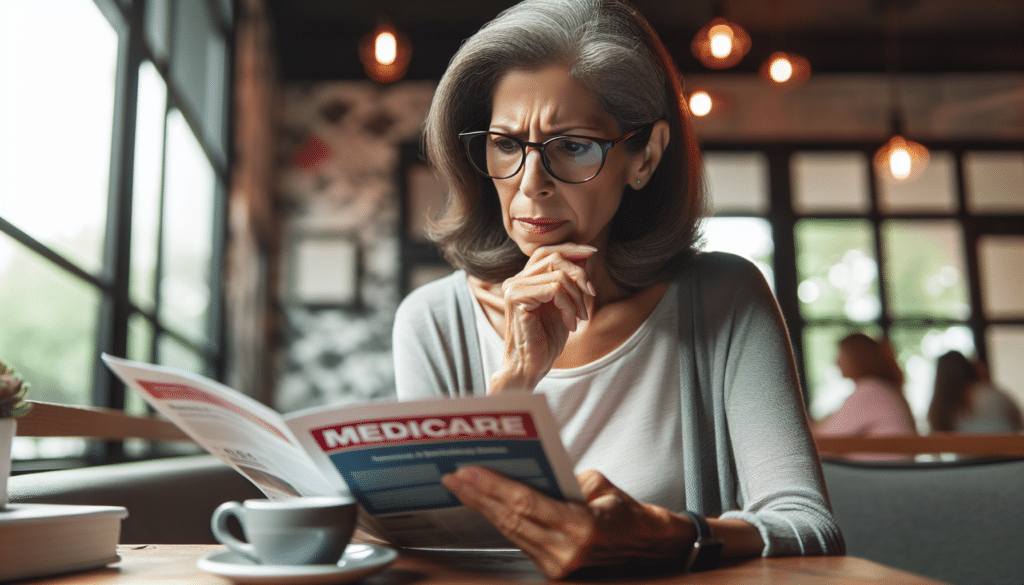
[0,0,231,466]
[701,143,1024,428]
[701,151,774,286]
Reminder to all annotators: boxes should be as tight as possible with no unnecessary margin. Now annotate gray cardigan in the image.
[392,251,845,557]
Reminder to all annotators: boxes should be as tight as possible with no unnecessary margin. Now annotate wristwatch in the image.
[683,511,723,572]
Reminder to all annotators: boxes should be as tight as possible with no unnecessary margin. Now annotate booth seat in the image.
[822,456,1024,585]
[8,455,263,543]
[10,401,264,543]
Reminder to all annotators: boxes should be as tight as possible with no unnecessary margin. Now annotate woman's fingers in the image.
[504,281,580,332]
[504,269,591,327]
[445,467,695,578]
[443,467,568,526]
[505,243,598,334]
[578,469,625,501]
[521,245,597,300]
[489,243,598,394]
[524,243,598,267]
[442,466,594,578]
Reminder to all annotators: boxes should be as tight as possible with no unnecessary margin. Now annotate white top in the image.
[957,384,1024,433]
[472,283,686,512]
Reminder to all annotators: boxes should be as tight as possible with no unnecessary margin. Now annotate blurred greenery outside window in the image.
[704,147,1024,429]
[0,0,231,466]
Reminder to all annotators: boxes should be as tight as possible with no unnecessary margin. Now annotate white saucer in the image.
[197,543,397,585]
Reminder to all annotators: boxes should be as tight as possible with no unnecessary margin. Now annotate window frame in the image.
[701,140,1024,404]
[2,0,233,468]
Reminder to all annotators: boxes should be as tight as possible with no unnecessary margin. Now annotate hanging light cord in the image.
[884,1,904,134]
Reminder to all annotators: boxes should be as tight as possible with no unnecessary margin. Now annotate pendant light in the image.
[691,5,751,70]
[759,51,811,87]
[689,91,714,117]
[874,111,929,182]
[758,1,810,88]
[873,3,929,182]
[359,21,411,83]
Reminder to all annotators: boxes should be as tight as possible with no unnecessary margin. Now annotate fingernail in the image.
[444,469,474,488]
[587,282,597,296]
[441,473,460,490]
[579,245,598,252]
[459,467,483,484]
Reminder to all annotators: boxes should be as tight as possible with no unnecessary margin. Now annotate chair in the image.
[822,457,1024,585]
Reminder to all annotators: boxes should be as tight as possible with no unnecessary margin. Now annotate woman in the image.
[814,333,916,438]
[393,0,844,578]
[928,351,1022,433]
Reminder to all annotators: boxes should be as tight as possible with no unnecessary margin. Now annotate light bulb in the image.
[874,134,930,182]
[759,52,811,88]
[889,147,912,180]
[689,91,713,117]
[359,23,411,83]
[691,18,750,69]
[769,56,793,83]
[709,25,734,59]
[374,32,397,65]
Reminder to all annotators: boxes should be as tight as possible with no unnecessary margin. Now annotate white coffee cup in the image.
[211,496,356,565]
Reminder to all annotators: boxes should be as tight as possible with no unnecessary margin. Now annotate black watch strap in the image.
[683,511,723,572]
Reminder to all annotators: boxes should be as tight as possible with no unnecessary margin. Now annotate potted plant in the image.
[1,359,31,508]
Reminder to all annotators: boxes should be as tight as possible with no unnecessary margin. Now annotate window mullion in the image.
[94,2,144,421]
[866,148,893,336]
[766,147,807,397]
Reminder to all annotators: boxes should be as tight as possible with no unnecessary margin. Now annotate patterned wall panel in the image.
[274,81,437,412]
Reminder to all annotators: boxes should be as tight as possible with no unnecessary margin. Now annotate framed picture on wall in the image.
[287,231,360,308]
[404,157,447,243]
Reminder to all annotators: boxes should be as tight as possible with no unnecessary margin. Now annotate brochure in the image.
[101,354,582,549]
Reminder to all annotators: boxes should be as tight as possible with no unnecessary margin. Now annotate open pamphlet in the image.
[101,354,583,549]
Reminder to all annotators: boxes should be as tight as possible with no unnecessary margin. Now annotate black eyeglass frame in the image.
[458,124,651,184]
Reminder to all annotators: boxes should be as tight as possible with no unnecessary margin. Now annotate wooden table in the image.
[16,544,950,584]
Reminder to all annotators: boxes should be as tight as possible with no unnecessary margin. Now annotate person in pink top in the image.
[814,333,917,442]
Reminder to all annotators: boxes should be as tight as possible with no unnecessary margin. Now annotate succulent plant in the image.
[0,359,32,419]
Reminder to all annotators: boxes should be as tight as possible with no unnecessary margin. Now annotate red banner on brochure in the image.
[136,380,289,442]
[311,412,538,453]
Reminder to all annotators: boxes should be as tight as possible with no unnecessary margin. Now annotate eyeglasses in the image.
[458,124,649,184]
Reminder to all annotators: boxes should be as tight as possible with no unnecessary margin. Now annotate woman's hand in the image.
[488,244,598,394]
[441,467,695,579]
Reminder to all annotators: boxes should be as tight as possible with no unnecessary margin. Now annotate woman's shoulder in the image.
[678,251,774,310]
[395,270,470,323]
[855,377,899,396]
[684,251,768,288]
[693,249,761,271]
[401,270,465,301]
[971,383,1021,413]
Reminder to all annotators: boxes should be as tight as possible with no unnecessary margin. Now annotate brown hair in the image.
[927,351,977,432]
[421,0,706,289]
[838,333,905,389]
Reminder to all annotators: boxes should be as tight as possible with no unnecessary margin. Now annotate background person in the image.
[814,332,916,439]
[928,350,1023,433]
[393,0,844,578]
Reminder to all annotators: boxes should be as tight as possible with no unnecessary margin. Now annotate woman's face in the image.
[488,65,641,256]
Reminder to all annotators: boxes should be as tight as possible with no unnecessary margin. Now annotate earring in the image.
[636,179,641,186]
